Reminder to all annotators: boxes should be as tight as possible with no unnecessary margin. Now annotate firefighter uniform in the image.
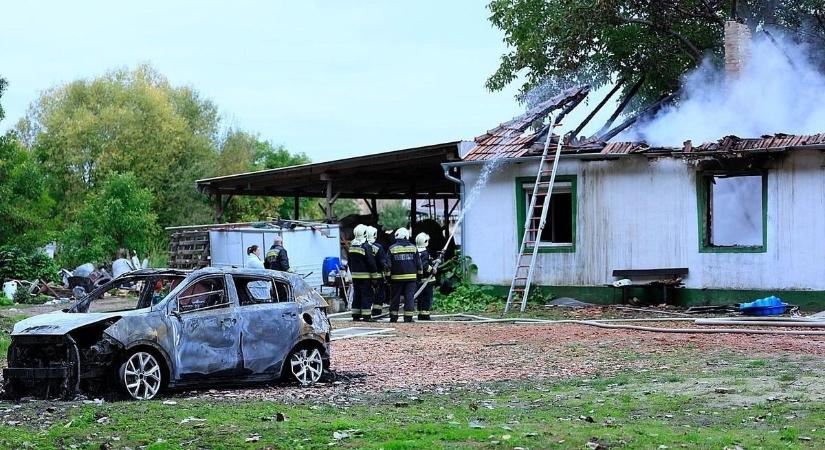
[348,225,377,321]
[367,226,389,318]
[388,228,421,323]
[415,232,434,321]
[264,240,290,272]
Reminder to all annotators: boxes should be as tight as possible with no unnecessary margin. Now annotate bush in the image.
[432,254,502,313]
[12,288,51,305]
[0,246,60,282]
[433,283,499,313]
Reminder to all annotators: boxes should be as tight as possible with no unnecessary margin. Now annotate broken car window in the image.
[176,277,228,313]
[274,280,291,302]
[233,276,275,305]
[233,276,293,305]
[707,174,764,247]
[87,284,143,313]
[149,277,183,306]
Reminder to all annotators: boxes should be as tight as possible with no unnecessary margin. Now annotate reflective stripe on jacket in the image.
[264,245,290,272]
[418,248,433,279]
[348,243,377,279]
[370,242,388,279]
[388,239,420,281]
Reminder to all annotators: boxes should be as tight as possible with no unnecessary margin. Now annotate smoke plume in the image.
[629,32,825,146]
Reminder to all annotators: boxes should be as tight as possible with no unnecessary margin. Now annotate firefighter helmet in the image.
[366,226,378,244]
[415,232,430,250]
[394,227,410,240]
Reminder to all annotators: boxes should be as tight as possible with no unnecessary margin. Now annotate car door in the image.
[168,275,242,380]
[230,275,300,374]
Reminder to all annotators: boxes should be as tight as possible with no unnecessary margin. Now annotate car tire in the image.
[119,350,164,400]
[287,346,324,386]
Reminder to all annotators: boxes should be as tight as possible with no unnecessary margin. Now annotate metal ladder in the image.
[504,117,566,313]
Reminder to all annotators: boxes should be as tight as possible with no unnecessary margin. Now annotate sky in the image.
[0,1,528,162]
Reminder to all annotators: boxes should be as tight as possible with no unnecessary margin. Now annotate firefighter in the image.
[264,236,291,272]
[348,224,377,321]
[388,227,420,323]
[415,232,434,320]
[366,226,388,318]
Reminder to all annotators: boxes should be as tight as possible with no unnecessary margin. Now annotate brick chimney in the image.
[724,21,751,77]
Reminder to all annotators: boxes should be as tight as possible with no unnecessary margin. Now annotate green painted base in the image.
[484,285,825,312]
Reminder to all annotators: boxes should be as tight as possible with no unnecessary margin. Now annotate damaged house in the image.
[446,84,825,309]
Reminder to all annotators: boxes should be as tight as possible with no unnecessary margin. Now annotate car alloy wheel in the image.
[289,348,323,385]
[121,351,163,400]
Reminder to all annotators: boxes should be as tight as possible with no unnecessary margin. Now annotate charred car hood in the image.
[11,311,133,336]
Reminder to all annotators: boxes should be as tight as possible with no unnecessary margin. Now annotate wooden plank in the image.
[613,268,689,278]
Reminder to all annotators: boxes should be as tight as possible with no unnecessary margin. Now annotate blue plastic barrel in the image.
[322,257,342,286]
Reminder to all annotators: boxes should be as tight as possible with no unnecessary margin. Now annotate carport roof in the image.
[196,141,463,200]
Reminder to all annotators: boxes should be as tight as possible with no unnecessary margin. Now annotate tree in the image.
[378,201,409,230]
[0,77,54,249]
[60,173,159,267]
[215,129,324,222]
[17,64,219,227]
[0,76,7,121]
[0,133,55,248]
[216,129,284,222]
[486,1,825,106]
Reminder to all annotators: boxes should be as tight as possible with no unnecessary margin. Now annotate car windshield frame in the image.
[68,270,190,313]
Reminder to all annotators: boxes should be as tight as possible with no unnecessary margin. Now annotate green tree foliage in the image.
[0,133,54,248]
[0,76,7,121]
[486,1,825,105]
[332,200,361,219]
[17,64,218,227]
[217,129,285,222]
[378,201,409,230]
[255,140,316,220]
[60,173,159,267]
[216,129,331,222]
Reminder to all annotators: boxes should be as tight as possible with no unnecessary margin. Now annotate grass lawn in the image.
[0,347,821,449]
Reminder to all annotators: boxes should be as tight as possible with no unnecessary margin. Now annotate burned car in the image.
[3,267,331,400]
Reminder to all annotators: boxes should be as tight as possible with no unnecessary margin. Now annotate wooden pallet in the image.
[168,230,210,269]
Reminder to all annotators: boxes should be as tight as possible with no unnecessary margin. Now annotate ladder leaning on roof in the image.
[503,117,566,314]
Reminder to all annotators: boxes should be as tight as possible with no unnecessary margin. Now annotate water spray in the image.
[411,138,510,300]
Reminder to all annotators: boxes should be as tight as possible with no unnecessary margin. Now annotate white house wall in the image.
[462,150,825,290]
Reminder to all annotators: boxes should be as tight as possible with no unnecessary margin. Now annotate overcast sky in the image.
[0,1,529,162]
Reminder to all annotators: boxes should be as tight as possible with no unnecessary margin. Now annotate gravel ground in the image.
[165,315,825,403]
[4,301,824,404]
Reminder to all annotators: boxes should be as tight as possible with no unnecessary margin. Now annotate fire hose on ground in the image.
[327,312,825,336]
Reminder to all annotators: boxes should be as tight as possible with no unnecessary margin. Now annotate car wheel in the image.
[119,350,163,400]
[288,347,324,385]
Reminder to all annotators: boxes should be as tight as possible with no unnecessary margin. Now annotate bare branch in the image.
[620,17,703,61]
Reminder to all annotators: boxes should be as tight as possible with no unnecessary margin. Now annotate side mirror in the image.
[170,309,181,321]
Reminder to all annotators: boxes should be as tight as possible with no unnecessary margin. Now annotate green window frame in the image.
[515,175,577,253]
[696,171,768,253]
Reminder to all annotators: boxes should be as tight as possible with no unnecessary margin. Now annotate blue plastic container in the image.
[739,296,788,316]
[322,257,342,286]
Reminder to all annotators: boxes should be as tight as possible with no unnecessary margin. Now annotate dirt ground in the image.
[4,301,825,404]
[160,311,825,404]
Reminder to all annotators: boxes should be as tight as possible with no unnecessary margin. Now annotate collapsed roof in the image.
[463,85,825,162]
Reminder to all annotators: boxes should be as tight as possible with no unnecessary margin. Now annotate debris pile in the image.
[1,249,149,306]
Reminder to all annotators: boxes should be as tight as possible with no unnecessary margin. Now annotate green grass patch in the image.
[0,360,822,449]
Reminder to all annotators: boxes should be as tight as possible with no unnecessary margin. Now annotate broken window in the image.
[233,276,293,306]
[176,277,228,313]
[519,177,576,249]
[86,284,143,313]
[700,173,766,250]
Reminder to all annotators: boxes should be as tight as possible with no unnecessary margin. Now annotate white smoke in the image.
[629,32,825,146]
